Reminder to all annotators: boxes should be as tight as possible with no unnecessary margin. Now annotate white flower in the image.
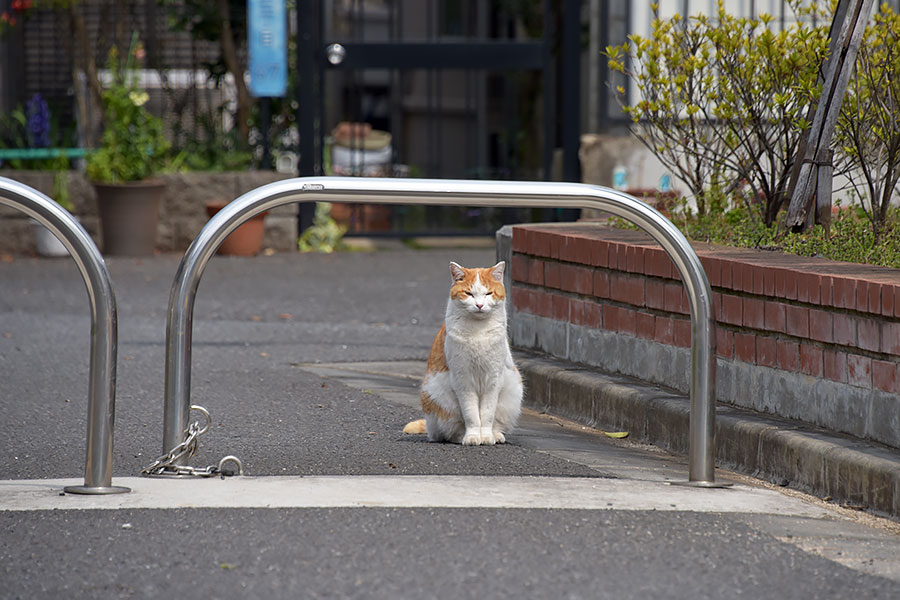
[128,91,149,107]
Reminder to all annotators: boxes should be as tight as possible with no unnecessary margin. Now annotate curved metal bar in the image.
[0,176,129,494]
[164,177,718,483]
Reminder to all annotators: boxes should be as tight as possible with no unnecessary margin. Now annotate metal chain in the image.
[141,405,244,478]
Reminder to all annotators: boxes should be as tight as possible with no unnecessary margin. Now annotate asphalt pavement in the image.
[2,246,900,599]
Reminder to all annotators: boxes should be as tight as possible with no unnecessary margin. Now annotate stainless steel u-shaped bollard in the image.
[0,176,129,494]
[163,177,719,484]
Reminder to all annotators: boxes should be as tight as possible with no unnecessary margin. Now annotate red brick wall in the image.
[508,223,900,448]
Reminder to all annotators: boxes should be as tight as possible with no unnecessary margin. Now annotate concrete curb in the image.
[516,352,900,518]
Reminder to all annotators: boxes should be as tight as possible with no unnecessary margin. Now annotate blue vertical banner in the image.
[248,0,288,97]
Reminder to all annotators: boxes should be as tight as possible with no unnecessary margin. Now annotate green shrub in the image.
[86,37,170,183]
[298,203,347,253]
[835,3,900,243]
[607,2,828,226]
[647,198,900,269]
[169,111,254,172]
[50,153,73,212]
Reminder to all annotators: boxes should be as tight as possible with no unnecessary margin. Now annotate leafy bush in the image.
[834,3,900,242]
[172,115,254,172]
[86,37,170,183]
[605,10,731,217]
[298,203,347,253]
[659,199,900,269]
[50,153,73,212]
[607,2,828,226]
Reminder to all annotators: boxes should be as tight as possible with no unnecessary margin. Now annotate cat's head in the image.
[448,261,506,318]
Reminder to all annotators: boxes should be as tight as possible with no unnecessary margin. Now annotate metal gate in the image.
[296,0,583,236]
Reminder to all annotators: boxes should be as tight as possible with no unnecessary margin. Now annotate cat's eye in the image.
[486,291,493,296]
[465,291,473,296]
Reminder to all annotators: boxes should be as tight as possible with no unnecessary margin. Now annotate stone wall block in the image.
[0,170,299,253]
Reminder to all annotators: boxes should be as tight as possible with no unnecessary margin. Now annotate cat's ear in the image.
[449,262,467,282]
[489,261,505,282]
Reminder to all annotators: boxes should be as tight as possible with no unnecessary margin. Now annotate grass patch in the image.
[616,200,900,269]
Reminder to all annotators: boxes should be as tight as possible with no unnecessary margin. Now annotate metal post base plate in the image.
[669,480,734,489]
[63,485,131,495]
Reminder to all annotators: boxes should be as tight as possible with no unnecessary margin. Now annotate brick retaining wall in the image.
[502,223,900,450]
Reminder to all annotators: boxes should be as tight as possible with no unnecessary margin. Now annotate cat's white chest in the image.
[450,326,502,352]
[445,326,507,375]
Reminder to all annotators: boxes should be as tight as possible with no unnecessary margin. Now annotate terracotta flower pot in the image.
[93,179,165,256]
[205,202,268,256]
[330,203,392,232]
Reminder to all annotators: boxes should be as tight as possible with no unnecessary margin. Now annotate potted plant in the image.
[327,122,394,232]
[85,34,170,255]
[204,201,269,256]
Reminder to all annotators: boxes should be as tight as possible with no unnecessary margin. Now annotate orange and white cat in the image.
[404,261,523,445]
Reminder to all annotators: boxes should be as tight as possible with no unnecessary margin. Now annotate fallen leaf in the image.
[251,315,262,322]
[260,352,270,357]
[2,332,11,339]
[602,431,629,439]
[219,563,238,571]
[1,254,13,263]
[279,313,293,320]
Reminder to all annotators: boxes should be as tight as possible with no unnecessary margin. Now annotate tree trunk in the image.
[217,0,252,144]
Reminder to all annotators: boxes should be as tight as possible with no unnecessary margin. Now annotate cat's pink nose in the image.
[476,303,483,310]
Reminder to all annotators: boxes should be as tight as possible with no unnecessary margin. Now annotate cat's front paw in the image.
[492,430,506,444]
[478,428,497,445]
[461,431,482,446]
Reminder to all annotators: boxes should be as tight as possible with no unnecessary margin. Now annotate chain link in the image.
[141,405,243,478]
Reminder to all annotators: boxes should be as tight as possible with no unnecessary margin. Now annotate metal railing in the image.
[0,176,129,494]
[162,177,721,484]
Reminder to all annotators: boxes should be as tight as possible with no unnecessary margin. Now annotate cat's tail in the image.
[403,418,426,434]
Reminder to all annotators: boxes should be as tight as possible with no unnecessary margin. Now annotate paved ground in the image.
[2,247,900,598]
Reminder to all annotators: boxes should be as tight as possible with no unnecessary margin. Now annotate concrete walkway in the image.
[0,474,832,514]
[3,249,900,598]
